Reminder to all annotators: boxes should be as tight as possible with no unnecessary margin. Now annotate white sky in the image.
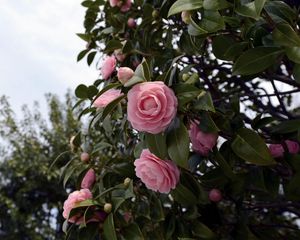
[0,0,99,116]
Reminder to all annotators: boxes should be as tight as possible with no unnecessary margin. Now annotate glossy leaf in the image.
[103,214,117,240]
[168,0,203,17]
[167,121,189,169]
[231,128,276,166]
[145,133,168,159]
[232,47,284,75]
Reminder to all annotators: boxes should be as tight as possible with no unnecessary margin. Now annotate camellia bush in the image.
[57,0,300,239]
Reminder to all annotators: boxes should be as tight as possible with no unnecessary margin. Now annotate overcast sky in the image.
[0,0,98,117]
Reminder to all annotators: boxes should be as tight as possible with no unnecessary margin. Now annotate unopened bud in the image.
[152,10,159,19]
[127,18,136,28]
[181,11,191,24]
[117,67,134,84]
[80,152,90,163]
[209,189,222,202]
[182,73,189,81]
[104,203,112,213]
[124,177,131,187]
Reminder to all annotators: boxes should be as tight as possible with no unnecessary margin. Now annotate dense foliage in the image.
[0,94,79,240]
[60,0,300,239]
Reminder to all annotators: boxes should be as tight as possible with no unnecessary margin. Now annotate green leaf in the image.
[212,35,235,60]
[272,23,300,47]
[198,112,219,133]
[271,119,300,134]
[122,223,144,240]
[124,76,144,88]
[286,46,300,64]
[75,84,89,99]
[103,214,117,240]
[192,222,216,239]
[236,0,267,20]
[167,121,189,169]
[173,84,202,107]
[104,39,123,53]
[231,128,276,166]
[87,51,97,66]
[232,47,284,75]
[171,183,198,205]
[135,58,151,81]
[145,133,167,159]
[193,92,215,112]
[76,33,91,42]
[168,0,203,17]
[201,10,225,32]
[77,49,89,62]
[188,17,207,36]
[74,199,100,208]
[203,0,230,10]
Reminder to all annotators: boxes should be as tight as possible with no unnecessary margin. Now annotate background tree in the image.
[0,93,80,240]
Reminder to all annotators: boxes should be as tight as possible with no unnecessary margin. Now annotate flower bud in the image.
[81,169,96,189]
[152,10,159,19]
[117,67,134,84]
[127,18,136,28]
[209,189,222,202]
[104,203,112,213]
[124,177,131,187]
[181,11,191,24]
[182,73,189,81]
[80,152,90,163]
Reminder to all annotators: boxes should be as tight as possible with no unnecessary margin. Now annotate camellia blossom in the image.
[127,81,178,134]
[101,56,116,80]
[62,189,107,224]
[117,67,134,84]
[269,140,299,158]
[134,149,180,193]
[189,120,218,156]
[93,89,123,108]
[109,0,131,12]
[81,169,96,189]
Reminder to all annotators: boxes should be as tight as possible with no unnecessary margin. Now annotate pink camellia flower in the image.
[117,67,134,84]
[81,169,96,189]
[134,149,180,193]
[109,0,131,12]
[63,189,93,223]
[93,89,123,108]
[101,56,116,80]
[189,120,218,156]
[114,49,126,62]
[269,140,299,158]
[209,189,222,202]
[127,81,178,134]
[127,18,136,28]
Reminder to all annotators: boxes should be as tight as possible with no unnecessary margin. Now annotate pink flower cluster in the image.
[269,140,299,158]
